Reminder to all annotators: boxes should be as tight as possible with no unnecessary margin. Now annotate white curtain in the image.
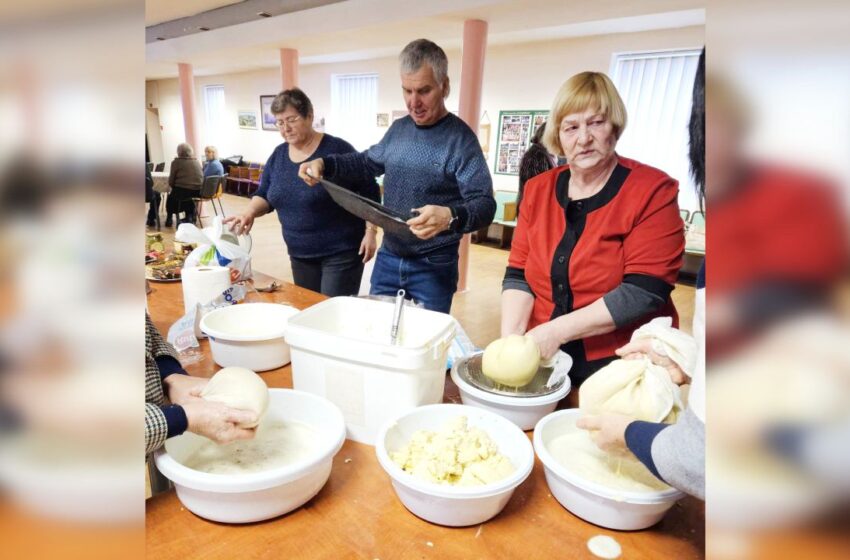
[203,85,226,154]
[610,49,701,211]
[329,73,378,151]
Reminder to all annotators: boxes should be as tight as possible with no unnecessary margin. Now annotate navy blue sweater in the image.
[324,113,495,257]
[256,134,380,259]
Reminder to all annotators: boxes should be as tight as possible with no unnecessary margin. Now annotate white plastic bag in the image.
[175,216,252,280]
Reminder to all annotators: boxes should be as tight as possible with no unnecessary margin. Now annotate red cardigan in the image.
[507,155,684,364]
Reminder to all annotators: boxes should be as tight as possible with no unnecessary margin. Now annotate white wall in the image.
[147,24,703,206]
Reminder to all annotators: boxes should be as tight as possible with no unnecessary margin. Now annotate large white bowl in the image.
[154,389,346,523]
[200,302,300,371]
[533,409,685,530]
[375,403,534,527]
[450,352,572,430]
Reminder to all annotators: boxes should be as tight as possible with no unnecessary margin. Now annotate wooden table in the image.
[146,275,705,559]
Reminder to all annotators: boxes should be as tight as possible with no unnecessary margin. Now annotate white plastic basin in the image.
[200,303,300,371]
[375,403,534,527]
[154,389,346,523]
[533,409,684,530]
[450,352,572,430]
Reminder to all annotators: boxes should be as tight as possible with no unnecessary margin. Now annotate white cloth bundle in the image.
[580,317,696,423]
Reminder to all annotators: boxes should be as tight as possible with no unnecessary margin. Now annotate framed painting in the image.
[260,95,277,131]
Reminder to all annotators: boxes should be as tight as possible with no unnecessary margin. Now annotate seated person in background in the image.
[204,145,225,178]
[146,166,159,227]
[166,142,203,226]
[501,71,685,386]
[145,313,257,454]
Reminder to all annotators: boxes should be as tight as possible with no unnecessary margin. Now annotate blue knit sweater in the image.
[256,134,380,258]
[324,113,495,257]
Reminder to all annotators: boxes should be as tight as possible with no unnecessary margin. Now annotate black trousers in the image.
[289,249,364,297]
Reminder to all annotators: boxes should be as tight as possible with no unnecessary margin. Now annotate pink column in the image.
[280,48,299,90]
[177,62,199,153]
[457,19,489,293]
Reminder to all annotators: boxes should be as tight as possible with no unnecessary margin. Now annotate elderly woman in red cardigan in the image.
[501,72,685,385]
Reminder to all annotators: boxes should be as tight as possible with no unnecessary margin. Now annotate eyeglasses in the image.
[275,116,302,128]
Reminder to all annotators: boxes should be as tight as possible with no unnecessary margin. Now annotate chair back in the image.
[146,162,154,173]
[249,168,261,181]
[215,175,227,198]
[679,209,690,223]
[690,211,706,229]
[154,162,165,172]
[200,175,221,198]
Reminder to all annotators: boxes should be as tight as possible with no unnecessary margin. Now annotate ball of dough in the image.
[200,366,269,428]
[481,334,541,387]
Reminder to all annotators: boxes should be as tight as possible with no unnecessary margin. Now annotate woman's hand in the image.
[615,339,689,385]
[182,400,258,445]
[163,374,208,406]
[576,413,635,454]
[223,214,255,235]
[526,321,564,360]
[298,159,324,186]
[359,227,378,263]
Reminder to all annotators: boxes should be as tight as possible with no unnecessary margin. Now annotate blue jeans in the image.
[369,245,459,313]
[290,249,364,297]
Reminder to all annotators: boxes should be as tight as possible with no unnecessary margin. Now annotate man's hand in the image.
[576,413,635,454]
[359,227,378,263]
[182,400,259,445]
[407,205,452,240]
[297,159,325,186]
[223,214,255,235]
[163,374,208,406]
[615,339,689,385]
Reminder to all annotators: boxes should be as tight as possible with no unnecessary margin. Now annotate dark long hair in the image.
[689,48,705,208]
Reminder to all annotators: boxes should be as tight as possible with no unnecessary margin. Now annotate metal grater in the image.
[454,351,572,398]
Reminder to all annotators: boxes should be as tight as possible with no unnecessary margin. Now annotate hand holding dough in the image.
[200,366,269,428]
[482,334,541,387]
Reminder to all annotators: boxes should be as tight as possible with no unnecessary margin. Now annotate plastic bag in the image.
[175,216,252,280]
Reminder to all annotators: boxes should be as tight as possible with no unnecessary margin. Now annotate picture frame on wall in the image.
[493,110,549,175]
[238,110,258,129]
[260,95,277,131]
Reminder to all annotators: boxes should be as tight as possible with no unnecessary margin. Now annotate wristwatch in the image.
[447,207,459,232]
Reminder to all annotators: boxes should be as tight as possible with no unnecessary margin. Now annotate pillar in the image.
[177,62,199,153]
[280,48,299,90]
[457,19,488,292]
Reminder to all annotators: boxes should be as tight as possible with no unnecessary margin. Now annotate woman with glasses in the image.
[224,88,380,296]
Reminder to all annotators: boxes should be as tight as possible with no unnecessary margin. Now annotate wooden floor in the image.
[150,193,694,347]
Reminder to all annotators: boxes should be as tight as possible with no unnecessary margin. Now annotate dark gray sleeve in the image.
[602,274,674,328]
[652,407,705,500]
[502,266,534,296]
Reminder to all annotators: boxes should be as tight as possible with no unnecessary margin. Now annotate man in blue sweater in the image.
[299,39,495,313]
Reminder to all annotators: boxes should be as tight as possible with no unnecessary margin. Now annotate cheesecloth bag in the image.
[579,317,695,423]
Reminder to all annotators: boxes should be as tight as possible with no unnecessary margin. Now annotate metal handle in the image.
[390,289,405,345]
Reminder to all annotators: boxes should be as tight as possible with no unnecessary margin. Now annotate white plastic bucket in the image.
[285,297,456,445]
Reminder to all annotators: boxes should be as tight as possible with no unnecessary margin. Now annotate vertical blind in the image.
[610,49,701,211]
[329,73,379,151]
[203,84,226,154]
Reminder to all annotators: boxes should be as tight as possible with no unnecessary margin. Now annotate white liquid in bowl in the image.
[182,420,317,475]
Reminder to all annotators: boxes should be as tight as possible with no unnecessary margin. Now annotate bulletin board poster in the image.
[494,110,549,175]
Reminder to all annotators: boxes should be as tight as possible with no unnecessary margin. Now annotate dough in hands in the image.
[200,366,269,428]
[482,334,541,387]
[579,357,682,423]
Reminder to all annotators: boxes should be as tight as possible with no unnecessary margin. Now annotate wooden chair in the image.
[247,167,261,195]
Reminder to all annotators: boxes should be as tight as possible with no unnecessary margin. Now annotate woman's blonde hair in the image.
[542,71,627,156]
[204,145,218,159]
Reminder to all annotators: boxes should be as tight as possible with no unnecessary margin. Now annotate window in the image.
[203,85,226,153]
[610,49,701,211]
[330,73,378,151]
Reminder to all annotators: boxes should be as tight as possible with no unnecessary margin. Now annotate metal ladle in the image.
[390,289,405,345]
